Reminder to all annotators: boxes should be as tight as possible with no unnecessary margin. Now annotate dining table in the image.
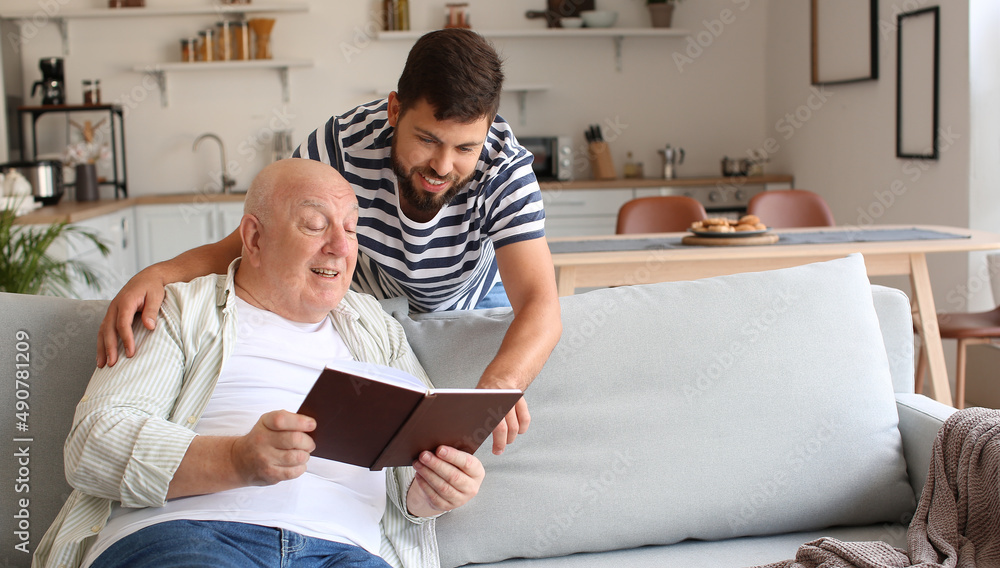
[547,224,1000,407]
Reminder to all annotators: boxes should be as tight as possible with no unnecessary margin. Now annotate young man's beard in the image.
[390,146,469,214]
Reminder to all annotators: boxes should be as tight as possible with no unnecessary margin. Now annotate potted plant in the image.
[647,0,681,28]
[0,199,110,295]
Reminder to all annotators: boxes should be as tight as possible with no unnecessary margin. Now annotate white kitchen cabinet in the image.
[541,188,633,238]
[134,202,243,270]
[32,209,139,300]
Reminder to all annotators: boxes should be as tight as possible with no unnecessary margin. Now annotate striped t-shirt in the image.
[293,98,545,312]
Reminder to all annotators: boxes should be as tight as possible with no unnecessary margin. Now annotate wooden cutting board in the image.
[681,233,780,246]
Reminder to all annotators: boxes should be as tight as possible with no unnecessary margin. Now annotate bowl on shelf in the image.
[560,17,584,28]
[580,10,618,28]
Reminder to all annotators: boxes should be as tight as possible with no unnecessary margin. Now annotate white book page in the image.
[325,360,427,392]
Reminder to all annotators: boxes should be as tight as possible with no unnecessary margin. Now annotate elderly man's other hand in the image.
[232,410,317,486]
[406,446,485,518]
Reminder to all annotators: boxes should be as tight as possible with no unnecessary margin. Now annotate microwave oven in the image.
[518,136,573,181]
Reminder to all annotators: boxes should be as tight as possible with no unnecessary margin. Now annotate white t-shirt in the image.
[82,298,386,566]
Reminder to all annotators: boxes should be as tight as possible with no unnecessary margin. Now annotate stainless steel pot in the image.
[1,160,64,205]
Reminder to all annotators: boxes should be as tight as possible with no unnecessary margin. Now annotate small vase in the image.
[75,163,100,202]
[648,3,674,28]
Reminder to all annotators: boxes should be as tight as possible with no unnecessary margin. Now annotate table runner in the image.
[547,228,970,255]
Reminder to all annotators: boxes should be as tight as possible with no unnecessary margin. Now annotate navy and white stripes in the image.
[294,99,545,312]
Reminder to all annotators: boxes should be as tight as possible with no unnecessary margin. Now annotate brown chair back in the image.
[615,196,708,234]
[746,189,835,228]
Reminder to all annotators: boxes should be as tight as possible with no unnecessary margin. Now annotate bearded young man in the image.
[95,29,561,455]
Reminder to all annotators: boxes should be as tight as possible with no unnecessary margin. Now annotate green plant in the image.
[0,203,110,296]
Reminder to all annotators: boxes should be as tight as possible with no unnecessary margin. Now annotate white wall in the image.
[1,0,769,198]
[763,0,980,313]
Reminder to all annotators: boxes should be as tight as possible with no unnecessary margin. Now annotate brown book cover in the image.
[297,361,523,470]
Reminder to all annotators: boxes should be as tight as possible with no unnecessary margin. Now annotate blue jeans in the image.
[475,281,511,309]
[90,520,391,568]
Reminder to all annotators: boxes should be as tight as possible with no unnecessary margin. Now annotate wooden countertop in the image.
[14,192,247,224]
[15,173,794,224]
[537,174,793,191]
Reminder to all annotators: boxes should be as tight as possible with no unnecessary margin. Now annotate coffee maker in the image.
[31,57,65,106]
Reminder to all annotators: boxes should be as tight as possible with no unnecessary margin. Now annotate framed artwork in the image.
[896,7,940,160]
[810,0,879,85]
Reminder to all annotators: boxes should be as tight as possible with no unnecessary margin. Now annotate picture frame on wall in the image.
[896,7,940,160]
[810,0,879,85]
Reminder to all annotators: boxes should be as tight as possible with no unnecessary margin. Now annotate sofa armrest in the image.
[895,393,956,500]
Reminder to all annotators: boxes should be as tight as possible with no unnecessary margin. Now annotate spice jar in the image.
[180,38,197,62]
[92,80,101,104]
[232,20,250,61]
[215,21,232,61]
[198,29,214,62]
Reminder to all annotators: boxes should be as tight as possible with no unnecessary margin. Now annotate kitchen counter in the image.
[14,192,247,225]
[15,173,794,224]
[537,174,793,191]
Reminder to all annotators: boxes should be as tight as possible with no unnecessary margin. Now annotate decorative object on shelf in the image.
[525,0,595,28]
[383,0,410,31]
[249,18,276,59]
[82,79,101,105]
[74,163,100,202]
[444,3,471,29]
[580,10,617,28]
[64,119,111,202]
[0,200,110,296]
[647,0,680,28]
[233,20,251,60]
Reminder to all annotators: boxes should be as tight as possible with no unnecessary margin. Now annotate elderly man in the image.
[34,159,485,568]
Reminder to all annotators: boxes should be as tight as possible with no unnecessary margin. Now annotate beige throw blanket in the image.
[755,407,1000,568]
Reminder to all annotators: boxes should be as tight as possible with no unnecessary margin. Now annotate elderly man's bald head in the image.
[235,158,359,322]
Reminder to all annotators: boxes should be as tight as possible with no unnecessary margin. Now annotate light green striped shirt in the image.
[32,260,441,568]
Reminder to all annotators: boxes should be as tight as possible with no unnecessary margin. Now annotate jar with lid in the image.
[198,29,214,61]
[180,38,197,62]
[215,21,232,61]
[232,20,250,61]
[82,80,95,105]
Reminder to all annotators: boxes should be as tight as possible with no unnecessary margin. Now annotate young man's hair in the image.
[395,28,504,123]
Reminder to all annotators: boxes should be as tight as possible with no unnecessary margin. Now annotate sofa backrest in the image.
[0,254,918,567]
[392,254,918,567]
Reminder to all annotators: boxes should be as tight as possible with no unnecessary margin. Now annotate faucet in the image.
[192,132,236,194]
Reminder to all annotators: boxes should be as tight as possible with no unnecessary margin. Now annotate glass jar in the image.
[215,21,232,61]
[92,80,101,104]
[180,38,197,62]
[198,29,214,62]
[232,21,250,61]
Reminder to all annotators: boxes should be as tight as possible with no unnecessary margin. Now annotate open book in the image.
[297,360,523,471]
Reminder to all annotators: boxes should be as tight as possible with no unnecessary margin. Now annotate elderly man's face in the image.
[255,174,360,323]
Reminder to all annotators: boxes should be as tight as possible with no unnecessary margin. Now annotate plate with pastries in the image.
[688,215,769,238]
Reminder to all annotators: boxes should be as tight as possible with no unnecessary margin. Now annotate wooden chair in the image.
[616,196,708,234]
[746,189,835,228]
[915,306,1000,409]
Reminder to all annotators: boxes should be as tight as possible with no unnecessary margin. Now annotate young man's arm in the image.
[96,229,243,367]
[481,237,562,454]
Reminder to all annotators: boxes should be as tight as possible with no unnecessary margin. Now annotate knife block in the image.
[588,142,616,180]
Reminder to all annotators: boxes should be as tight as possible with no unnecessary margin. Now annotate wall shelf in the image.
[133,59,313,107]
[376,27,689,72]
[0,3,309,55]
[372,83,549,125]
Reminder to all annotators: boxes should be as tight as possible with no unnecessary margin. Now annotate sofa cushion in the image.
[391,254,916,567]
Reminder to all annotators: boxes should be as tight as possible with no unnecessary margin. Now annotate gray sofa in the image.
[1,254,955,567]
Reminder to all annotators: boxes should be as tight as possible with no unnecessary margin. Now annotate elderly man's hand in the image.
[232,410,317,486]
[406,446,485,518]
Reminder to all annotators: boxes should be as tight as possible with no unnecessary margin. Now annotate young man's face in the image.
[387,93,491,219]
